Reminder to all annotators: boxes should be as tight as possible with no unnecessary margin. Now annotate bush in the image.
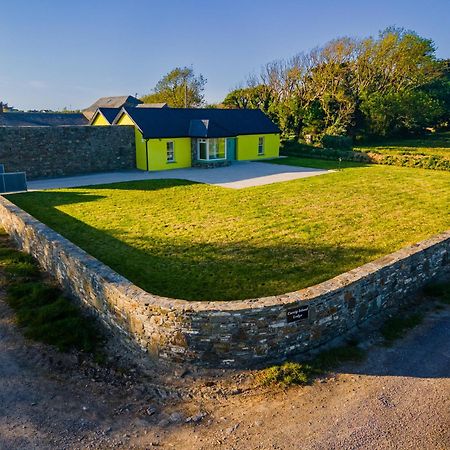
[281,139,450,172]
[259,362,317,387]
[321,134,353,150]
[259,343,366,387]
[380,313,423,345]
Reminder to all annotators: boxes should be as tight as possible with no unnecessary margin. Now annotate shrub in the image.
[259,343,366,387]
[259,362,317,387]
[381,313,423,345]
[321,134,353,150]
[424,282,450,304]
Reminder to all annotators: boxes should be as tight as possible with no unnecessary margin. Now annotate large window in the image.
[166,141,175,162]
[258,136,265,155]
[197,138,227,161]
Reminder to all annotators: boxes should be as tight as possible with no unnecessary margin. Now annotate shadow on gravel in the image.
[335,309,450,379]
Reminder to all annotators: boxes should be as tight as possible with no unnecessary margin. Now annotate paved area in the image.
[27,161,330,190]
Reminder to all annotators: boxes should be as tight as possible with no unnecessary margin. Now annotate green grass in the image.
[0,232,102,352]
[380,313,424,346]
[259,343,365,387]
[355,131,450,158]
[424,281,450,305]
[7,163,450,301]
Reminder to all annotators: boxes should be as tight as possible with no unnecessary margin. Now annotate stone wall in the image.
[0,195,448,367]
[0,126,135,179]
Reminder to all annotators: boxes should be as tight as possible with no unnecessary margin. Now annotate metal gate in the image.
[0,164,27,193]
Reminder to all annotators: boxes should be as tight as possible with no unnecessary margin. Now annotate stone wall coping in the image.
[1,196,449,314]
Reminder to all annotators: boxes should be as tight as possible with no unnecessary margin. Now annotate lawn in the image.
[7,162,450,301]
[354,131,450,158]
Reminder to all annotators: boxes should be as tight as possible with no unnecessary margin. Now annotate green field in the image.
[7,162,450,301]
[355,132,450,158]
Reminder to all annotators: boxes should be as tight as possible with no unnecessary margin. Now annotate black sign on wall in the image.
[286,304,309,323]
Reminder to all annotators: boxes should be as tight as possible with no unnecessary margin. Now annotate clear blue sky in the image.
[2,0,449,111]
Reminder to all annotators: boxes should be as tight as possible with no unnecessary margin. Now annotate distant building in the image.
[82,96,143,121]
[0,110,88,127]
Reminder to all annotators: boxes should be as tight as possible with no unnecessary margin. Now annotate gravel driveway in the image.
[0,294,449,449]
[26,161,330,190]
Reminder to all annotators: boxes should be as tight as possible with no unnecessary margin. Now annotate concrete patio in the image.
[27,161,331,190]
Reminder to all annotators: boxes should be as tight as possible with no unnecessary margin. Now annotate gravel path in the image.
[0,293,449,449]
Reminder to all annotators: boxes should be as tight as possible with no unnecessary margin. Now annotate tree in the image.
[223,27,446,140]
[360,90,444,136]
[223,85,273,110]
[141,67,206,107]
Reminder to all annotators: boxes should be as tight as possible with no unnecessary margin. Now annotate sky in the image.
[1,0,450,111]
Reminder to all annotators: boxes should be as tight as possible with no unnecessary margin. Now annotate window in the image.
[166,141,175,162]
[197,138,227,161]
[258,136,265,155]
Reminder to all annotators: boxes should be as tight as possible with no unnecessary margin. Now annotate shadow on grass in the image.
[7,189,382,301]
[78,178,200,191]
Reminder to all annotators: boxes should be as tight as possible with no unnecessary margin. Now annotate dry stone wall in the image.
[0,126,135,179]
[0,195,448,367]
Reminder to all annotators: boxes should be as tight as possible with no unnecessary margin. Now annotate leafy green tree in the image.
[223,85,273,110]
[141,67,206,107]
[420,59,450,128]
[360,90,444,136]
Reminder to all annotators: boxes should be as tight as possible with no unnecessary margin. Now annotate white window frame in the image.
[166,141,175,163]
[197,138,227,161]
[258,136,265,156]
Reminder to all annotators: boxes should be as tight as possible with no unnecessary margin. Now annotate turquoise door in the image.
[226,138,236,161]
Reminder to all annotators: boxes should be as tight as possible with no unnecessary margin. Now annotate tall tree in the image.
[141,67,206,107]
[224,27,446,139]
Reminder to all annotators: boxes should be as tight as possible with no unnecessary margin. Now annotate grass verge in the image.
[258,342,366,388]
[0,230,102,353]
[380,313,424,346]
[424,281,450,305]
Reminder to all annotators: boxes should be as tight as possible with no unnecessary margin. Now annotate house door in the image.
[226,138,236,161]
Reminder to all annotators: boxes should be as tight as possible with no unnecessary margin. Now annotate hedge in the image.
[282,144,450,172]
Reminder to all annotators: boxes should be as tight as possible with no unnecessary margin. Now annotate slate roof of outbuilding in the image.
[83,95,142,120]
[0,112,88,127]
[136,103,168,108]
[115,107,280,139]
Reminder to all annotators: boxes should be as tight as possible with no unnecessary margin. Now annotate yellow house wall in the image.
[116,114,135,126]
[236,134,280,160]
[147,138,191,170]
[91,114,110,126]
[116,113,191,171]
[117,113,147,170]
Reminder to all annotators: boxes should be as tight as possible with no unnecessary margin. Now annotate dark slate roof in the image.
[116,107,280,139]
[136,103,168,108]
[83,95,142,120]
[92,107,121,124]
[0,112,88,127]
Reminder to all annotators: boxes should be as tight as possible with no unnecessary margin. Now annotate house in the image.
[82,95,143,121]
[89,108,122,126]
[89,103,169,126]
[106,107,280,171]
